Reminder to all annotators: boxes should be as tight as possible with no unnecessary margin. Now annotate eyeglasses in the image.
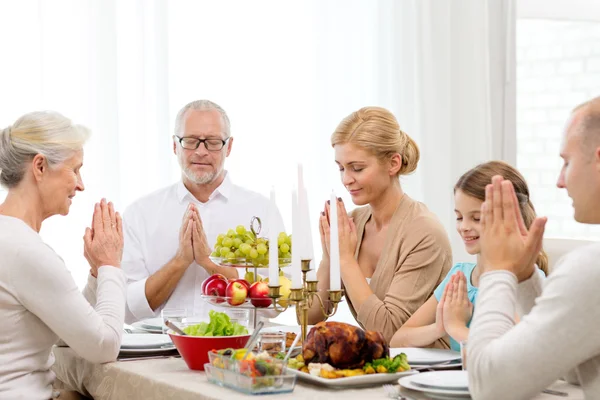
[174,135,230,151]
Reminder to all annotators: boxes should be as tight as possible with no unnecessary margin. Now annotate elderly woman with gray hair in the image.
[0,111,125,399]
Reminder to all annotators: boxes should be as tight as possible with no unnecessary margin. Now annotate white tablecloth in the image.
[51,347,584,400]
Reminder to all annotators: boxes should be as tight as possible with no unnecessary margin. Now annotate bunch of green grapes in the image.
[211,225,292,267]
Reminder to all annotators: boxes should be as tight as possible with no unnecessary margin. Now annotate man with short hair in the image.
[123,100,284,322]
[467,96,600,399]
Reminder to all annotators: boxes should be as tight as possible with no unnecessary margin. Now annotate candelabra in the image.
[268,259,344,343]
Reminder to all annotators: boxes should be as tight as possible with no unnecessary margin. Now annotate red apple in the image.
[226,281,248,306]
[229,278,250,292]
[202,274,227,295]
[205,277,228,302]
[249,281,272,308]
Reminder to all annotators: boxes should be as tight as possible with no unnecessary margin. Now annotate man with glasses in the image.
[122,100,285,323]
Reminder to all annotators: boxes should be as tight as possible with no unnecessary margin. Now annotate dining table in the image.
[51,345,584,400]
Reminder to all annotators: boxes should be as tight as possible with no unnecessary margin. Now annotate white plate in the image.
[416,359,463,370]
[121,334,172,349]
[391,348,461,365]
[289,368,418,388]
[410,370,469,390]
[118,345,177,355]
[131,318,163,334]
[130,324,162,334]
[139,317,164,329]
[399,374,471,399]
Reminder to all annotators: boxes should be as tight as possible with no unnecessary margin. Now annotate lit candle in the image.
[268,187,279,287]
[291,190,303,289]
[329,191,341,290]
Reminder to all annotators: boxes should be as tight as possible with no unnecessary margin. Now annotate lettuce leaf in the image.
[182,310,249,337]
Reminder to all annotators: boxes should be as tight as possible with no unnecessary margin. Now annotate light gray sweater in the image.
[0,216,126,399]
[468,243,600,399]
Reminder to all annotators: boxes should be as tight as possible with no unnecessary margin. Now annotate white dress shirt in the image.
[0,216,125,399]
[122,172,285,323]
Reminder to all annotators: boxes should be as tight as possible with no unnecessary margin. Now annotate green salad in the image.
[182,310,248,336]
[364,353,410,373]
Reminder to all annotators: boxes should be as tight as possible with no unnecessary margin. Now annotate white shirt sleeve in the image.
[515,269,544,318]
[468,248,600,399]
[11,244,126,364]
[81,272,97,305]
[122,208,156,323]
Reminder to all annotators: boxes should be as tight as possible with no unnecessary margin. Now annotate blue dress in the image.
[433,262,545,351]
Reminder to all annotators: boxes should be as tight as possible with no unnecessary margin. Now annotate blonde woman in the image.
[308,106,452,344]
[0,111,125,399]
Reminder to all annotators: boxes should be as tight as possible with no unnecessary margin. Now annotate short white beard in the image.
[181,161,225,185]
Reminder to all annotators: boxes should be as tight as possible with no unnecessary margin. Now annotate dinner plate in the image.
[410,370,469,390]
[120,334,173,349]
[131,317,164,334]
[139,317,163,329]
[289,368,418,388]
[390,348,461,365]
[416,358,463,370]
[118,345,177,355]
[398,374,471,399]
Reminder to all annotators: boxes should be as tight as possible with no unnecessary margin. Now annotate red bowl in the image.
[168,332,251,371]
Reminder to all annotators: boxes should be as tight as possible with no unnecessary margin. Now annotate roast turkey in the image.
[302,321,388,369]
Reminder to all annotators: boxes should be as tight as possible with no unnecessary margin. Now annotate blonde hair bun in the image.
[330,106,420,176]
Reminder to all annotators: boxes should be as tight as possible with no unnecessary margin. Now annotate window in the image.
[517,1,600,239]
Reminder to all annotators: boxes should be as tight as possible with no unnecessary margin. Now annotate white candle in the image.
[296,164,306,259]
[297,163,304,193]
[297,163,316,280]
[291,190,303,289]
[302,187,317,280]
[329,191,341,290]
[268,187,279,287]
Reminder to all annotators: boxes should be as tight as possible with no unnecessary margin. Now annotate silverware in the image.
[542,388,568,397]
[382,384,414,400]
[240,321,264,361]
[164,319,186,335]
[282,330,301,365]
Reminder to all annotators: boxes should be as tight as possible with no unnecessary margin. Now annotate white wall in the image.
[516,19,600,239]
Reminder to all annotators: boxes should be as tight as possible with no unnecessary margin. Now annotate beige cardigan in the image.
[346,194,452,344]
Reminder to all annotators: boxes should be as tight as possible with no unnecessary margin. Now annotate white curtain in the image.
[0,0,175,286]
[0,0,514,288]
[391,0,517,263]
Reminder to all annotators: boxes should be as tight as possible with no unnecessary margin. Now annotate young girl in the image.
[390,161,548,351]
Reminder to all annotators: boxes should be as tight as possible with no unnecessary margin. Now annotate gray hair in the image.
[0,111,90,188]
[174,100,231,137]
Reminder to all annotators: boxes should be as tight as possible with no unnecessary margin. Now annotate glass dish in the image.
[209,256,292,268]
[208,350,233,370]
[205,363,297,395]
[208,349,287,377]
[258,332,286,356]
[200,294,275,309]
